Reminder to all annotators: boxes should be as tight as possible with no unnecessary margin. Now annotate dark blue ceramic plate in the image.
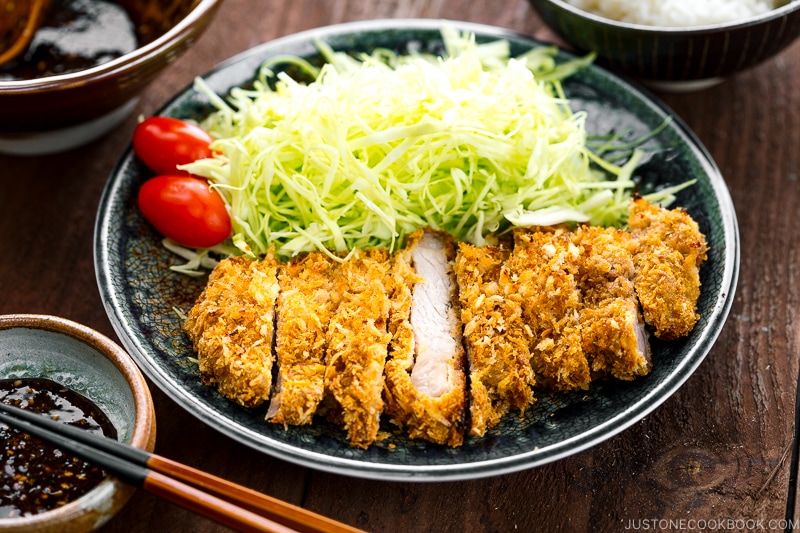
[94,19,739,481]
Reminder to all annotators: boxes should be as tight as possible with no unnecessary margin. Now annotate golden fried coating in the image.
[324,248,392,448]
[572,226,650,381]
[628,197,709,340]
[455,242,535,437]
[267,251,338,427]
[385,229,467,446]
[184,254,280,408]
[183,197,708,449]
[509,228,590,392]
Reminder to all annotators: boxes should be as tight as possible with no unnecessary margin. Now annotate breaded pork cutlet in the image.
[184,254,280,408]
[509,227,590,392]
[572,225,650,381]
[628,197,709,340]
[324,248,392,448]
[385,228,467,446]
[454,242,536,437]
[267,251,338,427]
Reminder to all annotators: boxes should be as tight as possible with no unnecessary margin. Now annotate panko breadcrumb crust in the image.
[183,254,280,408]
[183,199,708,448]
[323,248,392,449]
[454,242,536,437]
[268,251,338,426]
[629,197,709,340]
[572,225,651,381]
[509,228,591,392]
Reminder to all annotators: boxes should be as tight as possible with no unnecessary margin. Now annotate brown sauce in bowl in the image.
[0,0,138,81]
[0,377,117,518]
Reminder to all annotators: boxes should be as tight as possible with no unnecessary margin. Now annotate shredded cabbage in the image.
[183,27,681,261]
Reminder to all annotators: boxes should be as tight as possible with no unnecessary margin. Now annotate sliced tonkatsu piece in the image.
[509,227,590,392]
[572,225,650,381]
[324,248,392,449]
[267,251,338,426]
[183,254,280,408]
[628,197,709,340]
[454,241,535,438]
[385,228,467,446]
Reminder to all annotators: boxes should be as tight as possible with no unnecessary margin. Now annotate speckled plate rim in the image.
[94,18,739,481]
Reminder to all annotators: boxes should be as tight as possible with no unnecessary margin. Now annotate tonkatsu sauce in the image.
[0,0,138,80]
[0,377,117,518]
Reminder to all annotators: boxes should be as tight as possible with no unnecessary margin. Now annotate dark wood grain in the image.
[1,1,797,531]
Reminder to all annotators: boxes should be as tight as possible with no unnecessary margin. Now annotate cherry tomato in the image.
[133,116,213,176]
[138,175,231,248]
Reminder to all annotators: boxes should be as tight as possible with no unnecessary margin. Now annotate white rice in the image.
[564,0,784,26]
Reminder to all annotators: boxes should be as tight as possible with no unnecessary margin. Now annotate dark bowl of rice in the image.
[527,0,800,91]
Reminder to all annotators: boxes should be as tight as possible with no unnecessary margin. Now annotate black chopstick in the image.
[0,402,363,533]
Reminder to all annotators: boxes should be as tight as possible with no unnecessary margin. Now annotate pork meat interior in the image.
[385,228,467,446]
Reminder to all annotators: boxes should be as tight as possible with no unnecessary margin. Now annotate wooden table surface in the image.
[2,0,798,531]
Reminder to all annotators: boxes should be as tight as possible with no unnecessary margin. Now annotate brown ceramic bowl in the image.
[0,314,156,533]
[528,0,800,91]
[0,0,224,155]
